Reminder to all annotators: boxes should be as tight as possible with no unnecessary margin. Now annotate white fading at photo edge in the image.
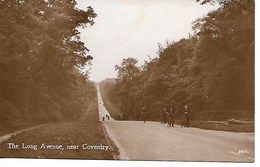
[0,0,257,166]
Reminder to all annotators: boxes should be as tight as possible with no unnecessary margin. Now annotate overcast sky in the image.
[76,0,218,82]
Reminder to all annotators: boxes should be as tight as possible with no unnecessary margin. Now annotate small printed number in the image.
[238,150,249,154]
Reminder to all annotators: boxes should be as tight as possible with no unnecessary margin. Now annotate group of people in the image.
[160,107,175,127]
[102,114,110,121]
[161,105,190,128]
[141,105,190,128]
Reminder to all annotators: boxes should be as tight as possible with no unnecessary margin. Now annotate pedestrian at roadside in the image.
[166,108,171,127]
[142,106,148,123]
[160,110,164,124]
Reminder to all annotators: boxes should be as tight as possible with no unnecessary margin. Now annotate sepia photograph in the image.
[0,0,255,164]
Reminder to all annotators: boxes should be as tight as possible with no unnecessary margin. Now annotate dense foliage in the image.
[102,0,254,121]
[0,0,97,122]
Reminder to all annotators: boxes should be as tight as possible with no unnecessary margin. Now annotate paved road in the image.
[96,85,254,162]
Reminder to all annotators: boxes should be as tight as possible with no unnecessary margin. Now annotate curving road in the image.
[97,85,254,162]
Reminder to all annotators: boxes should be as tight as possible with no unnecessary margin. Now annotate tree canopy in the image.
[0,0,97,122]
[115,58,140,83]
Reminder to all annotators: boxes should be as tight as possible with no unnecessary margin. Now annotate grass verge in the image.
[172,120,254,132]
[190,120,254,132]
[0,119,54,136]
[0,100,119,159]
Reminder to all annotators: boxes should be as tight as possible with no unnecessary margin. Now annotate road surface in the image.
[96,85,254,162]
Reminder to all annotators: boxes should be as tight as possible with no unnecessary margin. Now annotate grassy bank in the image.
[189,120,254,133]
[0,100,119,159]
[0,120,47,137]
[161,119,254,133]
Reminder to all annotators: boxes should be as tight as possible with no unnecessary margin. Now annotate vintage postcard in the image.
[0,0,254,163]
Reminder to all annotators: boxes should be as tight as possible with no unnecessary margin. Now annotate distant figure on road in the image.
[141,106,148,123]
[184,105,190,127]
[166,109,170,127]
[160,110,164,124]
[181,108,185,127]
[163,108,167,124]
[102,116,105,121]
[123,113,127,120]
[136,112,139,121]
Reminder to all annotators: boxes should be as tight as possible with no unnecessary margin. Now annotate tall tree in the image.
[0,0,97,122]
[115,58,140,83]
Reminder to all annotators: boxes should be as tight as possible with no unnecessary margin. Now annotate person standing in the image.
[135,112,138,121]
[184,105,190,127]
[167,108,172,127]
[169,106,176,127]
[166,107,172,127]
[163,107,167,124]
[142,106,148,123]
[160,110,164,124]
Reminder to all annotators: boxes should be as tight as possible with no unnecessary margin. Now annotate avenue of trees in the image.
[101,0,254,121]
[0,0,97,122]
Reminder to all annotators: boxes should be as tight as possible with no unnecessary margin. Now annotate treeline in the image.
[102,0,254,121]
[0,0,97,123]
